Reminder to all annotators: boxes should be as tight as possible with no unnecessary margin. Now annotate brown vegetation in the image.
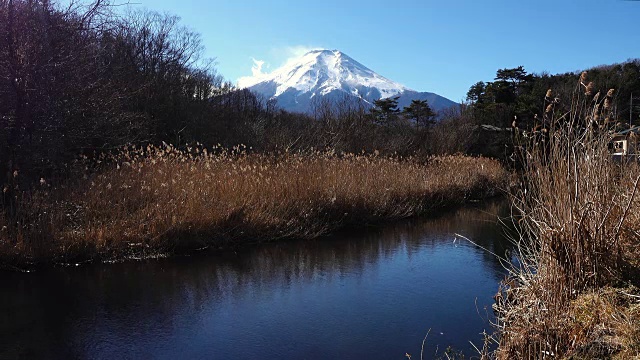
[0,148,506,267]
[493,74,640,359]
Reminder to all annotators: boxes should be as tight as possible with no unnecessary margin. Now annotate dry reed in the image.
[494,72,640,359]
[0,147,506,267]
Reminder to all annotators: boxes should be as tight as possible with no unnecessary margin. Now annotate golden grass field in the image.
[0,146,506,266]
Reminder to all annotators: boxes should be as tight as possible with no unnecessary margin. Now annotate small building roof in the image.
[480,124,509,132]
[614,125,640,136]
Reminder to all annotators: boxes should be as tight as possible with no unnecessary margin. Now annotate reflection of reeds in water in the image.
[494,73,640,359]
[5,201,509,313]
[0,201,510,360]
[0,147,506,266]
[196,199,512,297]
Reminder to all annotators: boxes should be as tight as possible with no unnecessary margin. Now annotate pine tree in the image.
[370,96,400,125]
[403,99,436,129]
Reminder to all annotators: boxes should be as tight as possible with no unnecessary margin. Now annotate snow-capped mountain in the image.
[238,49,457,114]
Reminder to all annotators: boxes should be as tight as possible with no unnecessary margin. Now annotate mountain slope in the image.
[239,50,457,114]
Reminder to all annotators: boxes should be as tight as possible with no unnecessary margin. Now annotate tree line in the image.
[465,63,640,131]
[0,0,457,195]
[2,0,638,201]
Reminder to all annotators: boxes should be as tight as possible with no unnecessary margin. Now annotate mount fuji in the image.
[238,49,457,114]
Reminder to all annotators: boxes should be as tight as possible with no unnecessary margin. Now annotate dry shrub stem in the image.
[496,75,640,359]
[0,148,506,267]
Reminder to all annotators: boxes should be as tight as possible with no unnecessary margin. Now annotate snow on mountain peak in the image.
[237,49,457,114]
[237,49,408,100]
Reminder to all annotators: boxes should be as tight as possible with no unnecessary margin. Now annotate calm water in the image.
[1,201,512,360]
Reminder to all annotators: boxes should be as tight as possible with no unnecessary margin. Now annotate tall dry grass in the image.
[494,73,640,359]
[0,147,506,267]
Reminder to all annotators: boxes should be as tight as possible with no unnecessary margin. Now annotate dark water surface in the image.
[1,201,512,360]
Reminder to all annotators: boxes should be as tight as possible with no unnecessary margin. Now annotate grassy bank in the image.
[0,147,506,267]
[494,75,640,359]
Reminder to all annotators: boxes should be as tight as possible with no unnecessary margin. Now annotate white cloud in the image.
[250,58,266,77]
[237,58,269,88]
[280,45,325,68]
[236,45,326,89]
[284,45,318,59]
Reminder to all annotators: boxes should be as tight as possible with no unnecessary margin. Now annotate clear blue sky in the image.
[129,0,637,102]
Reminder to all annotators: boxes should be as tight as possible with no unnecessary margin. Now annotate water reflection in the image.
[0,200,512,360]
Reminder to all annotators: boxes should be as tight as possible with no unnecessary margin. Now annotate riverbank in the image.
[493,77,640,359]
[0,200,509,359]
[0,147,507,268]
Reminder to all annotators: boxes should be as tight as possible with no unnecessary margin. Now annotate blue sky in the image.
[129,0,637,101]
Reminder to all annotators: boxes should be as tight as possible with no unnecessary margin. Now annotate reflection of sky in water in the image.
[1,200,512,359]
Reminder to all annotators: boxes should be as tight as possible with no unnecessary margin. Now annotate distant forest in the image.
[1,0,639,191]
[465,63,640,129]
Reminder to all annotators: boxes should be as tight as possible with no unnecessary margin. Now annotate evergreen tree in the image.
[370,96,400,125]
[403,99,436,129]
[466,82,486,103]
